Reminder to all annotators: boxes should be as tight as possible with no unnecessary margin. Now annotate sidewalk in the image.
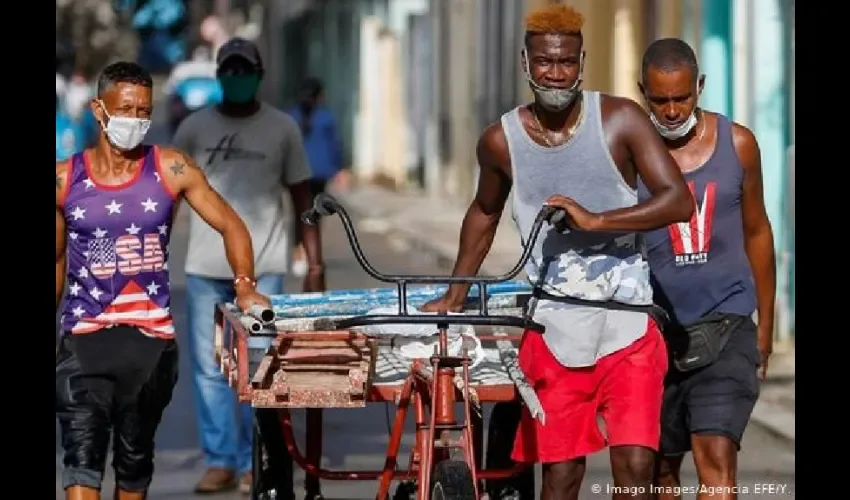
[335,184,796,442]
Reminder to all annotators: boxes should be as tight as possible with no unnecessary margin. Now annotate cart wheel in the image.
[252,421,275,500]
[485,402,534,500]
[252,408,296,500]
[430,460,476,499]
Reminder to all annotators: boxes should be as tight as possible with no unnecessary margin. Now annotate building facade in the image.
[264,0,794,337]
[679,0,795,340]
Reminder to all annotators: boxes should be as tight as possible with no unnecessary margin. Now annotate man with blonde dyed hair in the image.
[423,4,693,499]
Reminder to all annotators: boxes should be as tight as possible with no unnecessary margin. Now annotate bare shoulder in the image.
[477,120,510,169]
[156,146,205,193]
[598,93,648,122]
[56,160,70,188]
[56,159,71,207]
[729,120,761,168]
[158,146,199,173]
[730,120,760,151]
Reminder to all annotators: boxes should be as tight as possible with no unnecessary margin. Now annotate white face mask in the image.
[522,49,584,112]
[649,111,697,140]
[98,102,151,151]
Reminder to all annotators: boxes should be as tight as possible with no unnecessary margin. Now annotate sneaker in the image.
[193,467,238,494]
[239,472,253,495]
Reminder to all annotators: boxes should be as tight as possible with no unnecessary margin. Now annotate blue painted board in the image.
[270,280,533,318]
[270,280,531,305]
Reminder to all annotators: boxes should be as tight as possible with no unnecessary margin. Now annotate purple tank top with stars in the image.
[59,146,177,339]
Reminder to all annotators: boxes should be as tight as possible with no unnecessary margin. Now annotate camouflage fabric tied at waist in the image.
[526,250,653,306]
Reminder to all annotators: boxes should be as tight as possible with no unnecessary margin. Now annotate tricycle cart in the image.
[215,193,565,499]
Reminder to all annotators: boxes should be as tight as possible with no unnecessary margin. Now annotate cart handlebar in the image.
[301,193,563,332]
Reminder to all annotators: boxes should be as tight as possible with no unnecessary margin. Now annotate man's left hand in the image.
[757,324,773,381]
[545,195,602,232]
[302,268,326,293]
[235,288,272,313]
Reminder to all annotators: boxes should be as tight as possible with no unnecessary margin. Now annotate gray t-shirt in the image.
[173,103,312,279]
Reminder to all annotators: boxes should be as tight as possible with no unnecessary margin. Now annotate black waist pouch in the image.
[665,313,747,372]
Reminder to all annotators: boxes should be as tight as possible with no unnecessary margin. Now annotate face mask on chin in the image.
[646,86,703,140]
[522,49,584,112]
[219,74,261,104]
[98,101,151,151]
[649,110,697,140]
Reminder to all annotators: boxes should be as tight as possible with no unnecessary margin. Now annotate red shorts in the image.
[511,318,667,464]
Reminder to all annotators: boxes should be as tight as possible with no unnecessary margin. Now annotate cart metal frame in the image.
[216,193,565,499]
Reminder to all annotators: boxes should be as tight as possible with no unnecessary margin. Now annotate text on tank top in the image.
[638,114,756,326]
[60,146,177,339]
[501,92,652,368]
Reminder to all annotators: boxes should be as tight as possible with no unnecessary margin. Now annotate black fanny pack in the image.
[665,313,747,372]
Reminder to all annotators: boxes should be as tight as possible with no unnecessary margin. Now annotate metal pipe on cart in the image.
[248,304,276,324]
[496,337,546,424]
[237,305,276,334]
[239,314,263,334]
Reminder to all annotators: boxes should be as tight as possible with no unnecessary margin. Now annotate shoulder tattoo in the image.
[170,161,186,176]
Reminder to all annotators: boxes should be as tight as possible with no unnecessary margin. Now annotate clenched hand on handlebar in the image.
[543,195,599,231]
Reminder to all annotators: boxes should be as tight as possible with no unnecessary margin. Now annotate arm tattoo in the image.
[56,175,62,189]
[170,162,186,176]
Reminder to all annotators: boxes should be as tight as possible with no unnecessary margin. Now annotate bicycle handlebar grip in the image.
[313,192,339,217]
[540,205,570,232]
[300,193,341,225]
[301,209,320,225]
[542,206,570,233]
[549,208,570,232]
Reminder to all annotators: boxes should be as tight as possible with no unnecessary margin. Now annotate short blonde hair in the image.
[525,4,585,36]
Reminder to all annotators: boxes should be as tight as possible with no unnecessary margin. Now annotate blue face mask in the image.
[219,74,261,104]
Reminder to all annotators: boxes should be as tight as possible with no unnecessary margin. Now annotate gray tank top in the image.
[501,91,652,367]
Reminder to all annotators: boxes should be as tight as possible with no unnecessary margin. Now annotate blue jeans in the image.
[186,273,284,474]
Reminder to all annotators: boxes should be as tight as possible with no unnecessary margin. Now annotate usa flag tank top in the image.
[59,146,176,339]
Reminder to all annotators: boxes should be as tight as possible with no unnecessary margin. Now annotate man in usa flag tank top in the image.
[55,62,269,500]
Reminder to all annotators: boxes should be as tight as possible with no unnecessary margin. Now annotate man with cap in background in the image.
[172,37,326,495]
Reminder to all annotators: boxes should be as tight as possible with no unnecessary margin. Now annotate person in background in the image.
[62,70,100,148]
[56,92,84,162]
[286,77,346,277]
[65,72,94,123]
[79,105,100,149]
[172,37,325,495]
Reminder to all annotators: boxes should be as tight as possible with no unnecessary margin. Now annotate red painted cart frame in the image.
[215,304,531,500]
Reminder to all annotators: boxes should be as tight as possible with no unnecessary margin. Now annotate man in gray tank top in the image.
[638,39,776,500]
[423,5,693,499]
